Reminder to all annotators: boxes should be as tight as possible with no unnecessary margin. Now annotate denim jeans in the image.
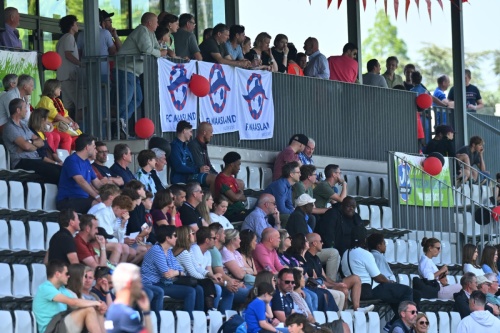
[118,69,142,121]
[143,284,164,331]
[217,285,235,312]
[303,287,318,312]
[155,282,203,319]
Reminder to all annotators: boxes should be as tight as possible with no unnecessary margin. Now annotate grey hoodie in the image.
[457,310,500,333]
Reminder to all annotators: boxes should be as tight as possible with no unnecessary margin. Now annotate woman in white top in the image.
[196,190,214,226]
[418,237,462,299]
[462,244,485,276]
[209,196,234,229]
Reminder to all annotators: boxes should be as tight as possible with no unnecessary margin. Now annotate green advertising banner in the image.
[393,152,455,207]
[0,50,41,106]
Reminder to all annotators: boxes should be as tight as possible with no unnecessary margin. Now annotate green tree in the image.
[362,10,409,70]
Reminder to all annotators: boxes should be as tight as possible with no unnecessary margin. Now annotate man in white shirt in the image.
[457,290,500,333]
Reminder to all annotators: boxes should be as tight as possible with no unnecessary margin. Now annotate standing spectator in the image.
[106,263,153,333]
[313,164,347,208]
[403,63,416,90]
[110,143,136,184]
[303,37,329,79]
[0,7,21,48]
[297,53,307,71]
[287,44,304,76]
[433,74,451,119]
[271,34,289,73]
[244,32,278,72]
[100,9,122,52]
[328,43,358,83]
[33,260,104,333]
[179,182,204,230]
[388,301,418,333]
[382,56,404,88]
[242,193,281,242]
[0,74,35,130]
[57,134,104,213]
[2,98,61,183]
[47,209,80,265]
[158,13,180,58]
[363,59,388,88]
[214,152,248,222]
[225,25,246,61]
[135,149,157,195]
[173,13,202,60]
[91,141,123,186]
[448,69,484,112]
[242,36,252,56]
[116,13,167,135]
[199,23,250,67]
[188,121,218,189]
[456,290,500,332]
[74,214,108,268]
[457,136,489,184]
[253,228,284,274]
[273,134,308,181]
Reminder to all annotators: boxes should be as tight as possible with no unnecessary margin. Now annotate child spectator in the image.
[245,282,287,333]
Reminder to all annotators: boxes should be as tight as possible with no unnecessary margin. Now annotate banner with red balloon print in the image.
[158,58,198,132]
[234,68,274,140]
[197,61,238,134]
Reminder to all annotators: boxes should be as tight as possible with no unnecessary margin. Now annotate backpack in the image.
[217,314,246,333]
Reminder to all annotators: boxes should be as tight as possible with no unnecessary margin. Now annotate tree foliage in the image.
[362,10,409,67]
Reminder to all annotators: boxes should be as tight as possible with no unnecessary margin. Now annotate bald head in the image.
[141,12,158,32]
[262,227,278,242]
[5,7,20,28]
[306,233,320,243]
[197,122,214,143]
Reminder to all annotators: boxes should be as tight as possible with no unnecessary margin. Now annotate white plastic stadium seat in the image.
[175,310,190,333]
[384,239,396,263]
[159,311,174,333]
[407,239,419,264]
[313,311,326,324]
[369,205,382,229]
[358,205,370,221]
[149,311,158,333]
[425,311,438,333]
[14,310,33,333]
[0,145,7,170]
[340,311,353,333]
[26,182,43,210]
[57,149,69,162]
[450,312,461,333]
[9,181,25,210]
[395,239,408,263]
[0,263,12,297]
[247,165,261,190]
[353,311,367,333]
[31,263,47,296]
[192,310,207,332]
[225,310,238,320]
[238,165,248,189]
[208,310,223,333]
[10,220,28,252]
[438,311,450,333]
[367,312,380,333]
[28,221,46,252]
[0,311,13,333]
[381,206,393,229]
[0,180,8,208]
[0,220,9,251]
[43,183,58,211]
[326,311,339,322]
[12,264,31,298]
[45,222,60,250]
[261,167,273,189]
[398,274,410,287]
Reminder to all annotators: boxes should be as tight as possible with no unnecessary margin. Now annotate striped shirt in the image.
[141,245,183,285]
[175,249,208,279]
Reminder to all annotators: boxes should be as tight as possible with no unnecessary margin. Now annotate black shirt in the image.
[286,208,310,237]
[179,202,202,228]
[199,37,229,63]
[126,203,146,235]
[150,170,166,192]
[425,138,456,157]
[48,227,76,265]
[92,162,117,178]
[304,251,325,280]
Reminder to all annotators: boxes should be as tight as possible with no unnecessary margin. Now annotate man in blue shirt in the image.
[242,193,281,242]
[225,25,246,61]
[57,134,104,213]
[33,260,105,333]
[106,263,153,333]
[432,74,451,125]
[303,37,329,79]
[110,143,136,185]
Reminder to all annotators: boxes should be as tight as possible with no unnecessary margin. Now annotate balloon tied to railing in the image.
[308,0,470,20]
[422,156,442,176]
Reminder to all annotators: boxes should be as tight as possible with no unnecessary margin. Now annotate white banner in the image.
[198,62,238,134]
[158,58,197,132]
[235,68,274,140]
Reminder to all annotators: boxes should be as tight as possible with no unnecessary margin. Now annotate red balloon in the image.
[189,74,210,97]
[492,206,500,222]
[135,118,155,139]
[416,94,432,110]
[422,157,442,176]
[41,51,62,70]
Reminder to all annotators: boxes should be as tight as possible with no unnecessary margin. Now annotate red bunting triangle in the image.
[415,0,420,9]
[425,0,431,20]
[362,0,367,10]
[437,0,443,10]
[405,0,411,20]
[338,0,342,9]
[394,0,399,18]
[328,0,333,8]
[384,0,388,14]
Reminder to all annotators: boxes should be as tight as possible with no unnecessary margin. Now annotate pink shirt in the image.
[273,146,298,181]
[328,55,358,83]
[253,243,284,274]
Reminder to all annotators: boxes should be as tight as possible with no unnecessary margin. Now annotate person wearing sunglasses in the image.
[389,301,418,333]
[271,268,298,324]
[413,313,429,333]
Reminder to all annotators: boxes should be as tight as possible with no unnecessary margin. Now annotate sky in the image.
[238,0,499,89]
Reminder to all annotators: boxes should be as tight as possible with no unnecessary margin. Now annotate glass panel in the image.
[4,0,36,15]
[39,0,84,20]
[131,0,161,27]
[42,31,60,80]
[197,0,225,43]
[164,0,194,16]
[18,28,34,50]
[99,0,131,30]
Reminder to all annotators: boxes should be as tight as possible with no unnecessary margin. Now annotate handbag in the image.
[305,277,320,289]
[412,276,439,299]
[173,276,198,287]
[56,121,81,137]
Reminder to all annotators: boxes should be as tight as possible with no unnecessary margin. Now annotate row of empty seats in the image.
[0,180,58,213]
[0,263,46,301]
[358,204,393,229]
[385,238,454,267]
[0,220,59,259]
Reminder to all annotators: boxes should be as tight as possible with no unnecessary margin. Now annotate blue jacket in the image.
[169,138,197,184]
[264,178,294,214]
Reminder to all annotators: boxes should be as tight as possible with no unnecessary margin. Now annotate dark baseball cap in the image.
[100,9,114,20]
[290,134,309,146]
[97,227,114,240]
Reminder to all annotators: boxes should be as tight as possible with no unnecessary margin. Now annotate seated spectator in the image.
[33,260,104,333]
[0,74,34,132]
[425,125,457,157]
[47,209,80,265]
[2,98,61,184]
[150,188,175,228]
[293,165,328,215]
[199,23,250,67]
[366,233,397,281]
[122,180,151,252]
[28,108,63,166]
[106,263,153,333]
[328,43,358,83]
[264,161,301,224]
[484,273,500,307]
[382,56,404,88]
[170,184,186,227]
[1,73,17,97]
[413,313,430,333]
[214,152,248,221]
[173,225,222,311]
[197,189,214,226]
[141,225,202,319]
[313,164,347,208]
[456,290,500,332]
[35,79,82,152]
[91,266,115,305]
[109,143,135,184]
[303,37,329,79]
[82,267,99,301]
[57,134,103,213]
[419,237,462,299]
[363,59,388,88]
[316,196,363,257]
[135,149,157,195]
[273,134,308,180]
[388,301,418,333]
[476,275,500,316]
[286,194,315,237]
[91,141,124,186]
[291,269,316,322]
[253,228,284,274]
[239,229,258,286]
[245,282,287,333]
[480,246,500,283]
[179,182,204,230]
[187,122,219,190]
[272,268,298,323]
[225,25,246,61]
[142,190,155,243]
[463,244,485,276]
[454,273,492,318]
[88,183,120,215]
[285,313,315,333]
[457,136,489,184]
[297,138,316,168]
[241,193,281,242]
[277,229,294,267]
[210,196,234,229]
[66,264,98,303]
[271,34,289,73]
[244,32,278,71]
[148,135,171,191]
[74,214,108,268]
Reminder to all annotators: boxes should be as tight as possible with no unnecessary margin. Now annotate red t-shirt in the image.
[273,146,298,181]
[215,172,239,197]
[75,233,97,262]
[328,55,358,83]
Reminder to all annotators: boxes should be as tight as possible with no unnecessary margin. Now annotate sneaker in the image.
[383,322,392,332]
[357,304,375,314]
[119,118,128,137]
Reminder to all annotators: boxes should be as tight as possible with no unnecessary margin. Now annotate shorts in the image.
[188,173,208,186]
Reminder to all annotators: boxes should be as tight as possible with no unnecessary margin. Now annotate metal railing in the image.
[388,150,500,265]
